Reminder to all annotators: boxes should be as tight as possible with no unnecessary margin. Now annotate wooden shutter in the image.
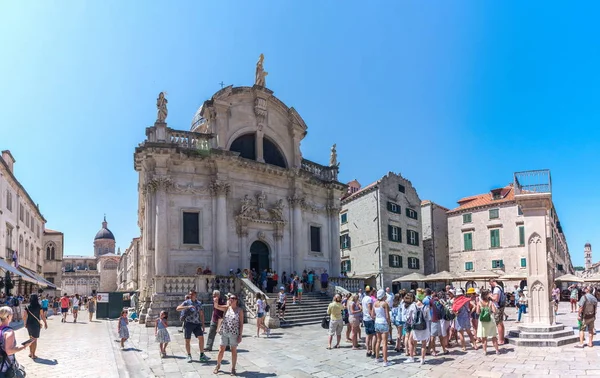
[416,258,420,269]
[519,226,525,245]
[389,255,394,267]
[415,232,419,246]
[388,225,393,241]
[387,202,392,211]
[347,235,351,249]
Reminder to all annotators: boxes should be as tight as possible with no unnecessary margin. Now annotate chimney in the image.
[1,150,15,173]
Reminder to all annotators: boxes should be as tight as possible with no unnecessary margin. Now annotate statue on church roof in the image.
[255,54,268,87]
[156,92,168,123]
[329,143,338,167]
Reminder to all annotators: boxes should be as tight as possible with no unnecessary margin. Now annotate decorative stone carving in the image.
[146,176,173,193]
[257,231,266,241]
[327,203,341,216]
[287,195,305,208]
[531,280,544,292]
[171,183,209,194]
[255,97,267,120]
[255,54,268,87]
[156,92,168,123]
[236,193,287,223]
[209,180,230,196]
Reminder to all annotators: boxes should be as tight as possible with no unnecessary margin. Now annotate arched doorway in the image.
[250,240,270,276]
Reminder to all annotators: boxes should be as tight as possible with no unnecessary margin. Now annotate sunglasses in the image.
[229,297,238,300]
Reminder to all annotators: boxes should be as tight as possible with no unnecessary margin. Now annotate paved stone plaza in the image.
[11,303,600,377]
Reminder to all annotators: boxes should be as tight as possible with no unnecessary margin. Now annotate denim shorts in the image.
[257,312,265,319]
[375,322,389,333]
[364,320,376,335]
[220,332,239,347]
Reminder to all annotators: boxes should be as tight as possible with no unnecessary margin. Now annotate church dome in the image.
[95,227,115,241]
[190,105,207,131]
[94,216,115,241]
[585,242,592,248]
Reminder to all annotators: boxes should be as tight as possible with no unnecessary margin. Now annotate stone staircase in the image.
[279,291,332,328]
[508,323,579,347]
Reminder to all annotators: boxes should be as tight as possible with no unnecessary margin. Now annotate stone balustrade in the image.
[153,275,238,296]
[239,278,279,328]
[328,278,364,294]
[301,158,338,182]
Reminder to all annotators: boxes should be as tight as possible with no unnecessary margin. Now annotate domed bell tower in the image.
[585,243,592,270]
[94,216,116,257]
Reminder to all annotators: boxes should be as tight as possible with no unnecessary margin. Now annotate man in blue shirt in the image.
[320,270,329,296]
[176,290,209,363]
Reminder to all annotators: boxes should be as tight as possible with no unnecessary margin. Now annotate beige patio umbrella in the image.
[392,272,426,283]
[499,272,529,281]
[422,271,458,282]
[584,273,600,282]
[455,271,501,280]
[554,273,584,283]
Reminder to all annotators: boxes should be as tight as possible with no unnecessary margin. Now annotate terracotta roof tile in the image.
[449,185,515,213]
[341,180,380,201]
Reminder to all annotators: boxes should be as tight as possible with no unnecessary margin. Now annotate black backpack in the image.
[12,298,19,307]
[412,307,427,331]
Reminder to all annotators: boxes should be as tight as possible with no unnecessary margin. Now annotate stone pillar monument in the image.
[509,170,577,346]
[289,195,304,273]
[211,180,230,275]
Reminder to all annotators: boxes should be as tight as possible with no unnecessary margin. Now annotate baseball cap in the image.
[280,286,285,290]
[365,285,371,292]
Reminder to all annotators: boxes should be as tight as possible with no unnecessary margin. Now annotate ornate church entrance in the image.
[250,240,270,275]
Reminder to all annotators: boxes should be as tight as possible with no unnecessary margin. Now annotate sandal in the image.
[231,369,237,376]
[213,365,220,374]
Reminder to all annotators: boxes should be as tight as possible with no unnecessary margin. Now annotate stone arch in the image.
[528,232,543,276]
[227,128,290,168]
[249,240,271,275]
[45,242,56,260]
[263,135,287,168]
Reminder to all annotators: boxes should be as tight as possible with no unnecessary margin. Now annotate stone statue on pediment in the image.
[156,92,168,123]
[270,199,285,221]
[255,54,268,87]
[329,144,338,167]
[240,195,253,216]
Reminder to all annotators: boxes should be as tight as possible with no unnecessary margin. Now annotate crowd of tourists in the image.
[324,279,514,366]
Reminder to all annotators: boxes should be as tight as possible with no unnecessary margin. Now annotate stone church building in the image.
[134,58,345,309]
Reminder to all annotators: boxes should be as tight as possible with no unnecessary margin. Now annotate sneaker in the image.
[383,361,394,367]
[419,358,424,365]
[199,354,209,362]
[403,357,414,364]
[266,328,271,337]
[376,358,383,363]
[187,355,192,363]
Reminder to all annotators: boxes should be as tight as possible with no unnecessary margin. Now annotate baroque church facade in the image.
[134,56,345,305]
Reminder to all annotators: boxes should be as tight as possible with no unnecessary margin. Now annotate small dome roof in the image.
[95,227,115,241]
[190,105,206,131]
[586,242,592,248]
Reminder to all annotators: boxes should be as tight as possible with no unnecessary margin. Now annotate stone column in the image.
[150,176,172,277]
[288,196,304,273]
[256,127,265,163]
[328,204,341,277]
[254,94,268,163]
[515,192,554,326]
[274,227,283,282]
[210,181,230,275]
[237,220,249,271]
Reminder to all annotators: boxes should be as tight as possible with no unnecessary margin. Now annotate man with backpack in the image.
[489,279,506,345]
[575,286,598,348]
[176,290,209,363]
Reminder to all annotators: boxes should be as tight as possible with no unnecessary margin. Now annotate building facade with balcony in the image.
[421,200,450,275]
[134,65,346,324]
[447,183,574,287]
[0,150,59,294]
[339,172,424,290]
[117,237,140,292]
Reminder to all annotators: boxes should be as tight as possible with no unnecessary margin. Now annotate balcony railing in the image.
[301,158,338,182]
[514,170,552,195]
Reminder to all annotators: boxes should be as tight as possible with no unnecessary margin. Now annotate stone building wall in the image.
[421,201,449,275]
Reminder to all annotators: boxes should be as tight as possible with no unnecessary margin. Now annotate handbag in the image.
[321,315,330,329]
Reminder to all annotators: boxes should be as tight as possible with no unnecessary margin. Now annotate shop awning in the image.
[392,272,426,283]
[18,267,57,288]
[0,259,39,285]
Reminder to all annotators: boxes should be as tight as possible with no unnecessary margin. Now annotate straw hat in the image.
[466,288,476,295]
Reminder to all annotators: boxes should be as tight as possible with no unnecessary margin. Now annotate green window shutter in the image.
[490,229,500,248]
[416,258,420,270]
[415,232,419,246]
[399,228,402,243]
[464,233,473,251]
[405,208,409,217]
[389,255,393,267]
[399,256,403,268]
[387,202,391,211]
[388,225,393,241]
[520,258,526,267]
[339,235,343,248]
[519,226,525,246]
[347,235,351,249]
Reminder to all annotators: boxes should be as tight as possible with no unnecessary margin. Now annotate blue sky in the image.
[1,2,599,266]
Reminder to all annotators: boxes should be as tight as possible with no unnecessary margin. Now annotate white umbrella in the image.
[422,271,458,282]
[555,273,584,283]
[392,272,426,283]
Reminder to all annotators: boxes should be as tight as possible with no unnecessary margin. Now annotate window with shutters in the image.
[518,226,525,246]
[465,261,474,271]
[310,226,322,252]
[340,234,351,250]
[463,232,473,251]
[407,230,419,246]
[388,225,401,242]
[340,213,348,224]
[489,209,499,219]
[19,204,24,221]
[398,184,405,193]
[406,208,418,220]
[520,258,526,268]
[5,191,12,212]
[463,213,472,223]
[182,212,200,244]
[408,257,420,270]
[492,259,504,269]
[557,264,564,271]
[389,255,402,268]
[25,212,29,228]
[490,229,500,248]
[341,260,351,273]
[387,202,401,214]
[518,206,523,216]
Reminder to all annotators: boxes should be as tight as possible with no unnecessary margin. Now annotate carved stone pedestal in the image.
[508,324,578,347]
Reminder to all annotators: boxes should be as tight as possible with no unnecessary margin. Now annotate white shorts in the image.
[440,319,451,337]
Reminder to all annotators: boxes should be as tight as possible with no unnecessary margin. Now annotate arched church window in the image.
[230,134,256,161]
[263,137,286,168]
[46,246,51,260]
[104,261,117,270]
